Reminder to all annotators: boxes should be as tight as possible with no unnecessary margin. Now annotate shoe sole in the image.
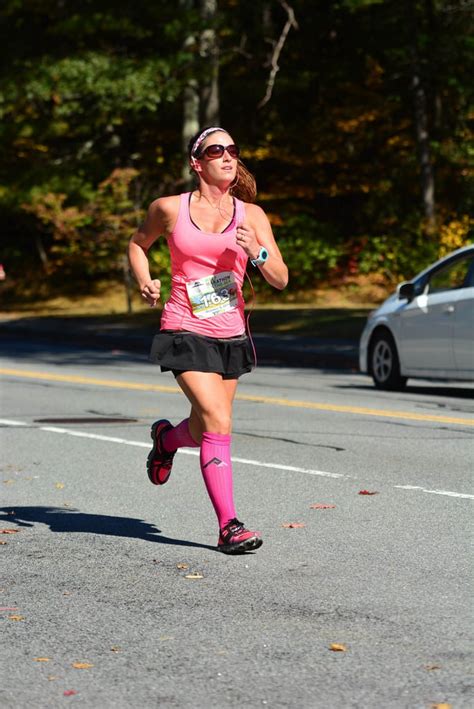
[147,420,172,486]
[218,536,263,555]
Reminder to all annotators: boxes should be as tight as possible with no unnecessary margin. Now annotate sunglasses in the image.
[198,143,240,159]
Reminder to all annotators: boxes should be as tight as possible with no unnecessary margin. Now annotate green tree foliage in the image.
[220,0,473,282]
[23,168,144,278]
[0,0,190,198]
[0,0,472,297]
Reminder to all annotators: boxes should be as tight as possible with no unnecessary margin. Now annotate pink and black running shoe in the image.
[146,419,176,485]
[218,518,263,554]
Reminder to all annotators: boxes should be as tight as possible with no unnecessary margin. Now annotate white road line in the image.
[394,485,474,500]
[0,419,29,426]
[40,426,150,448]
[39,425,344,479]
[1,418,472,499]
[178,448,345,479]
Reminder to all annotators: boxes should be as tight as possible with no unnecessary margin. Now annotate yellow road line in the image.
[1,367,473,427]
[236,393,474,425]
[0,367,180,394]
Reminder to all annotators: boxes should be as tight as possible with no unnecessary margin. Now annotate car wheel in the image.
[369,331,407,390]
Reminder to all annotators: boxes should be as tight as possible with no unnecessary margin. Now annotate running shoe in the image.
[147,419,176,485]
[218,518,263,554]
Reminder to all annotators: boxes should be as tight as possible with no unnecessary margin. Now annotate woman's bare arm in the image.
[236,203,288,290]
[128,196,179,306]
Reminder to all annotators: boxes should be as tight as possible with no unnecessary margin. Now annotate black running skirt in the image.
[149,330,254,380]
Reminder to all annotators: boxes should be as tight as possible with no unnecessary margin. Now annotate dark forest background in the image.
[0,0,472,304]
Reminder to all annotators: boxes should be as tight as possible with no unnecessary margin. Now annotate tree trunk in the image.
[35,234,50,273]
[181,80,200,188]
[408,2,436,232]
[424,0,442,134]
[180,1,200,189]
[121,254,134,314]
[199,0,220,125]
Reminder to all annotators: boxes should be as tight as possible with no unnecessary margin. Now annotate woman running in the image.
[128,126,288,554]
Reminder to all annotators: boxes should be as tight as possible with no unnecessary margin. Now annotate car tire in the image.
[369,330,408,391]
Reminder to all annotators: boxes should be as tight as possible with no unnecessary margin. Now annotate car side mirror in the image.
[397,281,415,301]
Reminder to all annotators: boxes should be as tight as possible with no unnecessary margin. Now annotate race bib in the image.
[186,271,238,319]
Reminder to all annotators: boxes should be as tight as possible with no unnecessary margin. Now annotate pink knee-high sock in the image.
[162,418,199,452]
[200,432,236,529]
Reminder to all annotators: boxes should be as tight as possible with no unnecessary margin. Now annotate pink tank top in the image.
[160,192,248,337]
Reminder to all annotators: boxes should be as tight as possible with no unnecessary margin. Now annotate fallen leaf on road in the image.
[110,646,122,653]
[0,529,20,534]
[282,523,305,528]
[33,657,51,662]
[9,614,25,621]
[63,690,78,696]
[159,635,174,641]
[55,483,65,489]
[424,664,441,671]
[430,704,451,709]
[184,572,204,579]
[3,480,15,484]
[329,643,347,652]
[71,662,93,669]
[358,490,378,495]
[0,541,7,545]
[47,676,58,681]
[177,563,189,570]
[310,504,336,509]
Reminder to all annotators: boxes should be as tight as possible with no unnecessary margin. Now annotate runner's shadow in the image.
[0,506,216,551]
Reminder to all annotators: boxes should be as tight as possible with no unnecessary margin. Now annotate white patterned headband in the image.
[190,126,227,157]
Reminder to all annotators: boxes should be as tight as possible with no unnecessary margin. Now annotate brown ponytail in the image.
[230,160,257,203]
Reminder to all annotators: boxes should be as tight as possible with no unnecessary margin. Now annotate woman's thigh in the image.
[176,371,238,434]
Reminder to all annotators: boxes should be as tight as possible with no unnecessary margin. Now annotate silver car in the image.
[359,245,474,389]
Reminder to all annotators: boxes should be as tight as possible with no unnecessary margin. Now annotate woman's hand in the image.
[141,279,161,307]
[235,222,261,261]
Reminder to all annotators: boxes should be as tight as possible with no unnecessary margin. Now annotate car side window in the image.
[427,256,473,294]
[467,259,474,287]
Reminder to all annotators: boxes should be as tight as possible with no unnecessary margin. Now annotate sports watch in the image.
[250,247,269,267]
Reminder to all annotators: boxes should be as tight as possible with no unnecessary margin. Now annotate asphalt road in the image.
[1,338,473,709]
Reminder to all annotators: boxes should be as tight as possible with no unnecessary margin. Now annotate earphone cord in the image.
[244,268,258,370]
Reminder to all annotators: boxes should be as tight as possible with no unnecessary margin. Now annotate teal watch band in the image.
[250,247,269,267]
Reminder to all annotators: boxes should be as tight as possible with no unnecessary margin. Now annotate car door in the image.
[398,253,473,373]
[453,260,474,375]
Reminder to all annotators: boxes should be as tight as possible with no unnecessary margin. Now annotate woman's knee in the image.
[200,407,232,434]
[177,372,234,434]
